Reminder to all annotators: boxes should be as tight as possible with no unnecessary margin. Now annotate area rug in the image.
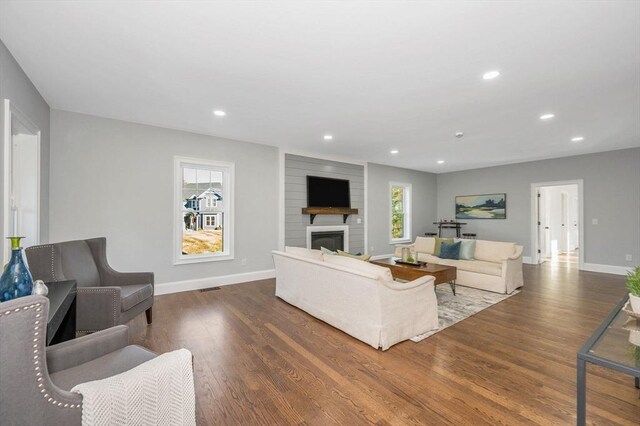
[411,285,520,342]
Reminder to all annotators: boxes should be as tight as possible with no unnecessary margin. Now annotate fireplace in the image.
[306,225,349,252]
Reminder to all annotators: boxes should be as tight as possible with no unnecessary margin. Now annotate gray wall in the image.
[436,148,640,267]
[367,163,438,256]
[50,110,279,284]
[0,39,50,242]
[284,154,365,254]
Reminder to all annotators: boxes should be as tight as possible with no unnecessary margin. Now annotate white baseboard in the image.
[522,256,535,265]
[155,269,276,296]
[582,263,633,276]
[370,253,395,260]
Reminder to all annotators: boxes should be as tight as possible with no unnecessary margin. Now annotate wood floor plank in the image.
[129,264,640,425]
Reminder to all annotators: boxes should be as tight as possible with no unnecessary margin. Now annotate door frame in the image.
[530,179,584,269]
[2,99,41,264]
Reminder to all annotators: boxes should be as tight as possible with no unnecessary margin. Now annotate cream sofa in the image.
[395,237,523,294]
[272,247,439,350]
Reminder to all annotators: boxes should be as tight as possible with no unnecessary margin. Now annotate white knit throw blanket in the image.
[72,348,196,426]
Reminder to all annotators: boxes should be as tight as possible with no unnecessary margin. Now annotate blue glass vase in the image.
[0,237,34,302]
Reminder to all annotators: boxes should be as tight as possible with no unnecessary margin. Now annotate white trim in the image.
[530,179,584,270]
[522,256,535,265]
[2,99,41,264]
[370,253,395,260]
[173,156,235,265]
[306,225,349,252]
[582,263,633,276]
[155,269,276,295]
[364,162,368,255]
[389,181,412,244]
[278,148,285,251]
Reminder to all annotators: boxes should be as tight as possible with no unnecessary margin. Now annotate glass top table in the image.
[577,294,640,425]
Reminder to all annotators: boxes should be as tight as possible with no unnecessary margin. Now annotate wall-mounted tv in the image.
[306,176,351,208]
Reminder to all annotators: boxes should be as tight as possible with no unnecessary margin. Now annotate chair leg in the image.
[145,307,153,325]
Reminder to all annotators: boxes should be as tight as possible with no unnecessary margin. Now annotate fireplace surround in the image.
[306,225,349,252]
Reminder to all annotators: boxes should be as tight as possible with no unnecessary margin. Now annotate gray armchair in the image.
[26,237,154,334]
[0,295,156,425]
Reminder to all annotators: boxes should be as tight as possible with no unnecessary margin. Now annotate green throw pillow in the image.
[434,238,453,257]
[337,250,371,262]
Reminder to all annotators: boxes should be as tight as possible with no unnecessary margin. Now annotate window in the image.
[390,182,412,243]
[174,157,234,264]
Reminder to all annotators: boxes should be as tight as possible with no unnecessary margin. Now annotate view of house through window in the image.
[176,158,234,263]
[390,182,411,242]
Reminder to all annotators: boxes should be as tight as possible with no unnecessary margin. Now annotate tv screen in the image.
[306,176,351,208]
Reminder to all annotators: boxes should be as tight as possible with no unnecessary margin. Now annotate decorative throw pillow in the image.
[434,238,454,257]
[320,246,337,255]
[439,241,462,260]
[337,250,371,262]
[455,239,476,260]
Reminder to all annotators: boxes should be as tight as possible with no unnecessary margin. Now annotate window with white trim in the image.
[175,157,234,264]
[390,182,412,243]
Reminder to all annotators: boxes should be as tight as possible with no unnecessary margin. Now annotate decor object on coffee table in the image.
[25,237,154,334]
[0,237,33,302]
[626,265,640,313]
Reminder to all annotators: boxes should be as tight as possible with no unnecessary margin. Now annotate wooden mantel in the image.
[302,207,359,225]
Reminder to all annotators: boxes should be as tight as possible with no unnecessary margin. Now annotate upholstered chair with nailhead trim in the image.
[0,295,156,425]
[25,237,154,334]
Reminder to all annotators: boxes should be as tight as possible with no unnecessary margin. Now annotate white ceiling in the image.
[1,1,639,173]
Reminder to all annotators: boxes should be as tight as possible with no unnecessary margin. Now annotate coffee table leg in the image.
[449,281,456,295]
[577,357,586,426]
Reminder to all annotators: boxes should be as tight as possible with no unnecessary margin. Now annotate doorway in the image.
[2,99,41,264]
[531,180,584,269]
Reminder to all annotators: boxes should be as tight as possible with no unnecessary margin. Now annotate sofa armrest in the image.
[46,325,130,373]
[102,270,155,287]
[503,245,523,260]
[76,286,122,332]
[382,275,435,291]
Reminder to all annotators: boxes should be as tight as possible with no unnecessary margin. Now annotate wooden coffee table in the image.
[370,258,458,295]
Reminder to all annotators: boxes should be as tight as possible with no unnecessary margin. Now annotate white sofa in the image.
[272,247,439,350]
[395,237,523,294]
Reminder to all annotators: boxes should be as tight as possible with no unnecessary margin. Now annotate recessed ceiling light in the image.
[213,110,226,117]
[437,160,445,164]
[571,136,584,142]
[390,150,399,154]
[323,135,333,141]
[539,113,555,120]
[482,70,500,80]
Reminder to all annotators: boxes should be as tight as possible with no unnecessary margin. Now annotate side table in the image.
[46,280,77,345]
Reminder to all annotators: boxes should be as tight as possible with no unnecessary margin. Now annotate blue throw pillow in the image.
[439,241,462,260]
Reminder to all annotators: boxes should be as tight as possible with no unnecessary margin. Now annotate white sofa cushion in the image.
[474,240,516,263]
[324,255,394,282]
[285,246,324,261]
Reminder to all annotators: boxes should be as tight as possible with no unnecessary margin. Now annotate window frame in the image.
[174,156,234,265]
[389,181,412,244]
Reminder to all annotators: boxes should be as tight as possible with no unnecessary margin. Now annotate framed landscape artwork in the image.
[455,193,506,219]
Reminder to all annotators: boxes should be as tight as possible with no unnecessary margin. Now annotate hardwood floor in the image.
[129,264,640,425]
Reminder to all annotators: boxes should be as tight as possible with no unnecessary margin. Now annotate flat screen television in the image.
[306,176,351,208]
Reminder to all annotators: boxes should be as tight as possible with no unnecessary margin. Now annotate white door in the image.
[2,100,40,263]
